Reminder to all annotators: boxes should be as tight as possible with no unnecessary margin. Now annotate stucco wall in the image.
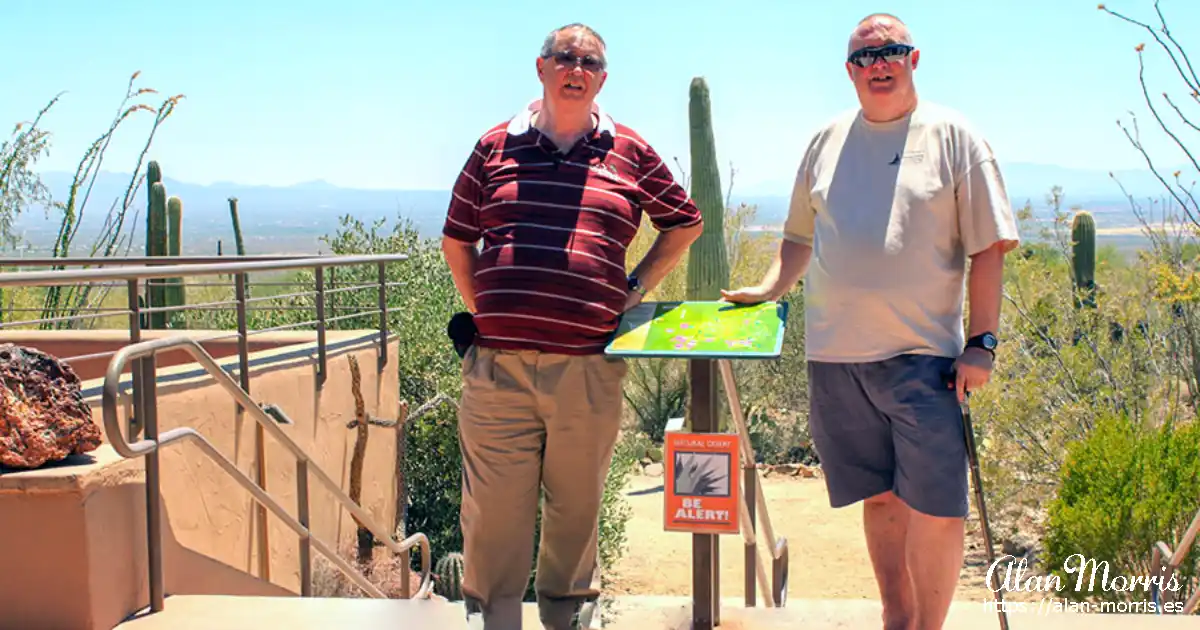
[0,330,406,628]
[90,330,404,594]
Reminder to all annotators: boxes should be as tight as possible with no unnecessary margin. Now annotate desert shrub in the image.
[964,195,1177,540]
[623,358,687,442]
[1041,411,1200,606]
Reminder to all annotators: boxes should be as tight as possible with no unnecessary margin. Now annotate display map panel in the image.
[605,301,789,359]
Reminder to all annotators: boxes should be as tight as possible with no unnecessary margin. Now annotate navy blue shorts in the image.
[807,353,969,518]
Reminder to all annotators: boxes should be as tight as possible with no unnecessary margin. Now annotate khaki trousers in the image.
[456,346,627,630]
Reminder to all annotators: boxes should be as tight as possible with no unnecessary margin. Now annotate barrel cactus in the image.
[1070,210,1096,309]
[685,76,730,301]
[434,551,465,601]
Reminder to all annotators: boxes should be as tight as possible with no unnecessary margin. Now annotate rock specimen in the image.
[0,344,103,469]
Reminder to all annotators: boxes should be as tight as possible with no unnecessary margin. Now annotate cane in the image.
[953,375,1010,630]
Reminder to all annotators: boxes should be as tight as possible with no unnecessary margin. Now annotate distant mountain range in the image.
[5,161,1184,257]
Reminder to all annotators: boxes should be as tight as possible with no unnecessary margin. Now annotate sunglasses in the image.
[545,50,606,72]
[847,43,914,68]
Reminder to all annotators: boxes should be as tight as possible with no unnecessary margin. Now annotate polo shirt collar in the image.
[506,98,615,139]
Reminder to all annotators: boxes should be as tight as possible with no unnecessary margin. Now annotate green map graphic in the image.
[605,301,789,359]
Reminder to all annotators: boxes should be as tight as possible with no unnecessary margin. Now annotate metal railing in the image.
[0,254,403,385]
[1150,508,1200,613]
[718,359,789,608]
[0,254,431,611]
[101,335,433,610]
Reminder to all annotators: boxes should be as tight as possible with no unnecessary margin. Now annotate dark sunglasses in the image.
[847,43,913,68]
[545,50,606,72]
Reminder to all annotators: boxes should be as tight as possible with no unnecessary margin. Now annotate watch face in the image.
[982,333,998,349]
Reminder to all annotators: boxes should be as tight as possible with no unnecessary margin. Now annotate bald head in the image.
[848,13,912,55]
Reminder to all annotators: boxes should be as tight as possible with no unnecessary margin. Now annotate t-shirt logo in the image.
[888,151,925,165]
[589,160,623,183]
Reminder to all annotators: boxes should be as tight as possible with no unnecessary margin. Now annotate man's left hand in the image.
[623,290,644,312]
[951,347,993,402]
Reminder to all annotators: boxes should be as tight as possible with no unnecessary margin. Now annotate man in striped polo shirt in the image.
[441,22,703,630]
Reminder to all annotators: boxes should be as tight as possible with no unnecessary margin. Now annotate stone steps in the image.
[112,594,1200,629]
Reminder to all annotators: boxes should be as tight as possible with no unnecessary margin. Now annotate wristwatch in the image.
[965,332,998,358]
[627,274,647,296]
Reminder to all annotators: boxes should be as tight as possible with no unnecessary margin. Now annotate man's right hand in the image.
[720,239,812,305]
[720,285,774,304]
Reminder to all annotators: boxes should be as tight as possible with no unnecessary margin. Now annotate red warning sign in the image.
[664,431,740,535]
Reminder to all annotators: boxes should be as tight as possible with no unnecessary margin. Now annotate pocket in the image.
[461,346,495,387]
[600,354,628,381]
[460,344,477,379]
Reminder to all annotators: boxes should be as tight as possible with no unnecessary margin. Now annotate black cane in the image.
[956,379,1009,630]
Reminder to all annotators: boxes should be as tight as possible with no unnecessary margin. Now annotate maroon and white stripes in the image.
[442,100,702,354]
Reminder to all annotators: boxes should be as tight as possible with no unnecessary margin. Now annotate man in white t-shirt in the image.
[723,12,1019,630]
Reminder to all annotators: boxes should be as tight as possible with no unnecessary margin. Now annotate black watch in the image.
[627,274,647,296]
[965,332,998,357]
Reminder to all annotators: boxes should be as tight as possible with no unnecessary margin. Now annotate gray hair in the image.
[540,23,607,68]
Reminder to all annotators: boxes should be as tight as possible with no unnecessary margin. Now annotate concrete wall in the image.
[0,330,406,629]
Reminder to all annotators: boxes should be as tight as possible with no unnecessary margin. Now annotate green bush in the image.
[1042,411,1200,606]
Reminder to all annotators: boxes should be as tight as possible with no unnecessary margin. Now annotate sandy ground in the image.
[605,471,1020,605]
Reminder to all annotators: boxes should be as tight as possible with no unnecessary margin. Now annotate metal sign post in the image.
[604,300,791,630]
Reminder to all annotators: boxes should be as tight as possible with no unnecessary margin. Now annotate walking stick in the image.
[959,389,1010,630]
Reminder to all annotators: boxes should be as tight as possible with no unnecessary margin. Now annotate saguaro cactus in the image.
[435,552,465,601]
[146,181,169,329]
[1071,210,1096,309]
[685,76,730,301]
[684,77,731,435]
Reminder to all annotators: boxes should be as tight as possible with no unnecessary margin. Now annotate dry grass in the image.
[311,541,438,600]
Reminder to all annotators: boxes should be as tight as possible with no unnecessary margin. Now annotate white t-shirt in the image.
[782,100,1020,363]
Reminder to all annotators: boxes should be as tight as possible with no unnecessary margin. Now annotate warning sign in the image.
[664,431,740,535]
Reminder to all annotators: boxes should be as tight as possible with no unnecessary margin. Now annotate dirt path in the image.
[606,470,1024,604]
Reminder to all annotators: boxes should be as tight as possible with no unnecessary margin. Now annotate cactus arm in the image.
[167,195,186,323]
[147,181,168,328]
[228,197,246,256]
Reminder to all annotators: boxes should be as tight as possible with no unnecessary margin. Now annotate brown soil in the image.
[606,471,1035,605]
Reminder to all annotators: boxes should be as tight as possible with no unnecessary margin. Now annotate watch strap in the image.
[965,333,997,357]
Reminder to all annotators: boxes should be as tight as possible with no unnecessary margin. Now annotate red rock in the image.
[0,344,102,469]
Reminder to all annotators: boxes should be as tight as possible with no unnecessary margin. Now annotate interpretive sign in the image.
[664,431,740,535]
[605,301,789,359]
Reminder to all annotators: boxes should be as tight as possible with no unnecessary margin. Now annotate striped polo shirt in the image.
[442,99,703,354]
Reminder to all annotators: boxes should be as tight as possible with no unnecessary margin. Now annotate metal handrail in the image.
[1149,507,1200,613]
[101,335,434,612]
[0,253,408,286]
[717,358,790,609]
[0,254,321,268]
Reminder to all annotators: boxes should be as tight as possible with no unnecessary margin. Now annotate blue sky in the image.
[6,0,1200,196]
